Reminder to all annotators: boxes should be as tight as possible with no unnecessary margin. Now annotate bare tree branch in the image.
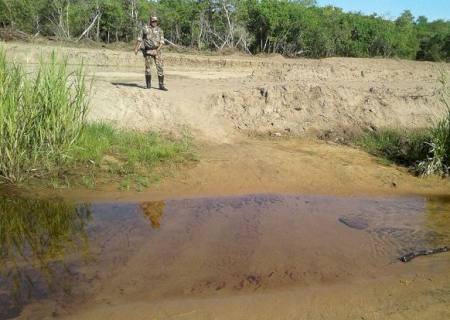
[76,12,100,42]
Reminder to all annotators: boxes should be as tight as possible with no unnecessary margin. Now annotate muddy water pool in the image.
[0,193,449,319]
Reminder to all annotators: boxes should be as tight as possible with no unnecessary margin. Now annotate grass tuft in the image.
[416,74,450,176]
[0,47,89,183]
[357,72,450,177]
[357,76,449,176]
[357,129,431,168]
[64,123,194,189]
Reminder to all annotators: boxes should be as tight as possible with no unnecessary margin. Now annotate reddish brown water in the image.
[1,194,449,319]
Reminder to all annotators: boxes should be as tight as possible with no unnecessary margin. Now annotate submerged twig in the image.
[399,246,449,263]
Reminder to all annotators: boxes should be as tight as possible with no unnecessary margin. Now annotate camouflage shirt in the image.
[138,25,165,49]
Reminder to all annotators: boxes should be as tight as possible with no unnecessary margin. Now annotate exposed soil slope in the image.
[3,42,449,142]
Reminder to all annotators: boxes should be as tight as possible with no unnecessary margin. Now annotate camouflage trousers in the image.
[144,51,164,77]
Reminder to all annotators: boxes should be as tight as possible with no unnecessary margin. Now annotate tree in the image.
[1,0,448,61]
[394,10,418,58]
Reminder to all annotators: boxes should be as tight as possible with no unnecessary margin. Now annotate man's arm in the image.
[134,29,144,55]
[157,29,165,51]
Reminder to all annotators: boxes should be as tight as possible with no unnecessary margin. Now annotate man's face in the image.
[150,20,157,27]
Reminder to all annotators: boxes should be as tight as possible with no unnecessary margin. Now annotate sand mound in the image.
[3,42,449,142]
[212,80,444,138]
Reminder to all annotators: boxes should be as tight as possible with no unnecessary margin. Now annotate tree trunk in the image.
[221,0,234,48]
[260,27,263,52]
[96,14,100,41]
[66,1,70,38]
[76,12,100,42]
[263,37,269,53]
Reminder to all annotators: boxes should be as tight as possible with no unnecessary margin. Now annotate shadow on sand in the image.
[111,82,146,89]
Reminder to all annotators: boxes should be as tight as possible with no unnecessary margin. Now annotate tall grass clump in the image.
[358,129,431,167]
[416,74,450,176]
[0,48,89,182]
[358,73,450,177]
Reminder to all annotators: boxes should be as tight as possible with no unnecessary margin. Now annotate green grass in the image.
[64,123,193,190]
[357,73,450,177]
[0,47,88,183]
[357,125,449,176]
[71,123,191,172]
[357,115,449,176]
[416,75,450,176]
[357,129,431,167]
[0,47,194,189]
[356,124,450,176]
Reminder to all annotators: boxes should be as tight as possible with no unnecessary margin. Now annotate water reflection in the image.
[0,195,91,319]
[425,195,450,246]
[140,201,165,229]
[0,193,449,319]
[339,196,450,256]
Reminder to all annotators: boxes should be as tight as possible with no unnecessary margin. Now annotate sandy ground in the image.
[4,41,450,142]
[3,41,449,200]
[2,42,450,320]
[54,139,450,204]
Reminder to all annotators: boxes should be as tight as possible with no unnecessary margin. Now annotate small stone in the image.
[399,279,411,286]
[338,216,369,230]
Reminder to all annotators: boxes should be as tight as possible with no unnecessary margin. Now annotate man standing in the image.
[134,16,168,91]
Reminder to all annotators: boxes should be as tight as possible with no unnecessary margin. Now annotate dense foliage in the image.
[0,0,449,60]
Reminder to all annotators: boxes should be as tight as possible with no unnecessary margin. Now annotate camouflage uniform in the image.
[138,25,165,77]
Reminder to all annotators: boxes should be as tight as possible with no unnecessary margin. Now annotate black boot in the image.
[145,75,151,89]
[158,75,168,91]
